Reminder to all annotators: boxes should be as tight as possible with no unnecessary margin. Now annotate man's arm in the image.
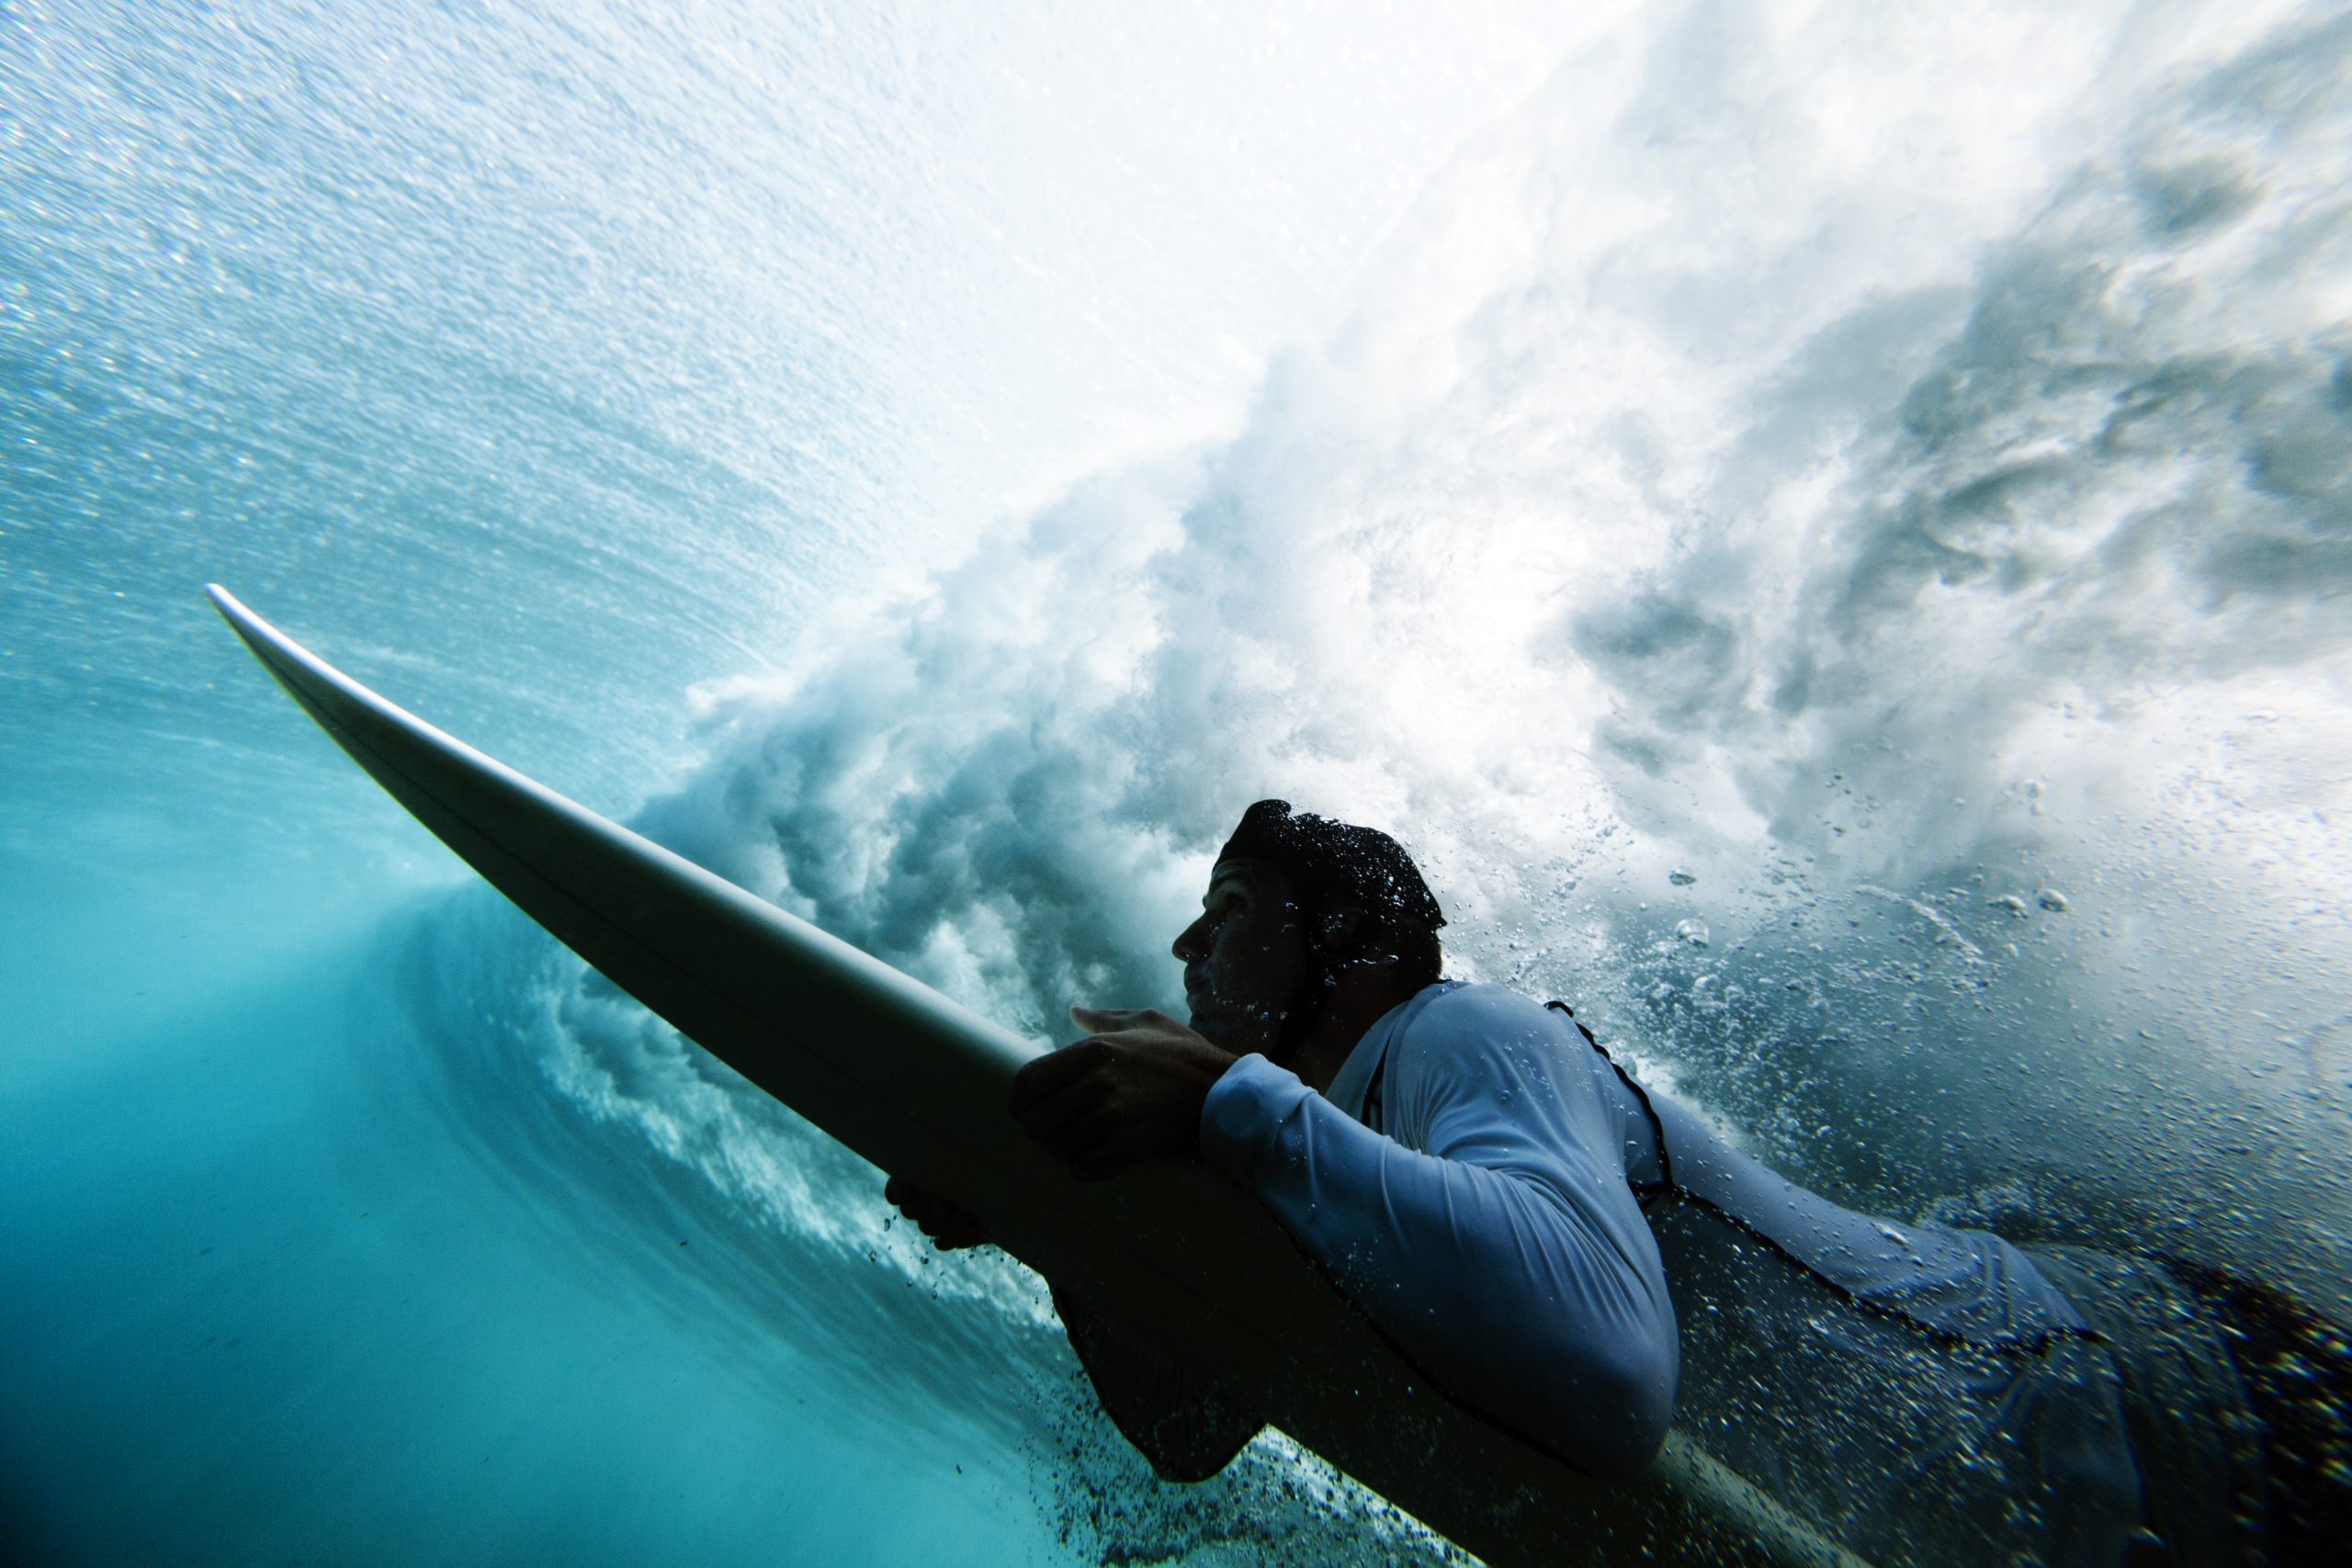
[1198,995,1678,1480]
[988,992,1676,1479]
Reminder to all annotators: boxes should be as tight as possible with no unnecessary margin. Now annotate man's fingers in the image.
[1069,1003,1148,1034]
[1012,1077,1100,1144]
[925,1212,988,1250]
[1010,1039,1104,1114]
[882,1176,988,1249]
[1027,1098,1135,1173]
[1023,1085,1109,1151]
[884,1174,939,1218]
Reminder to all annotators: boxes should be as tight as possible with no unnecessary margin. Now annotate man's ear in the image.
[1317,906,1368,954]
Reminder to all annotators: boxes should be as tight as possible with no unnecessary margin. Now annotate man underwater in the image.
[888,800,2349,1565]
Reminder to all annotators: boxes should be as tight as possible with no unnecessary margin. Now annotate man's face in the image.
[1171,858,1311,1059]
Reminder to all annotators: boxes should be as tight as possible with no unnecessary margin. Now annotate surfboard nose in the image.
[207,582,441,778]
[207,584,308,694]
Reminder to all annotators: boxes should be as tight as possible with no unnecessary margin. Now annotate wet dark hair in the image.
[1216,799,1445,991]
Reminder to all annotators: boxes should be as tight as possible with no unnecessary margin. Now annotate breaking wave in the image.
[408,6,2352,1557]
[10,3,2346,1563]
[565,2,2352,1302]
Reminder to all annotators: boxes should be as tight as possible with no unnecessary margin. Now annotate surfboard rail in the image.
[209,583,1870,1568]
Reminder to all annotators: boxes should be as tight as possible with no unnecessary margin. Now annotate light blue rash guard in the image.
[1198,981,1679,1479]
[1195,981,2154,1565]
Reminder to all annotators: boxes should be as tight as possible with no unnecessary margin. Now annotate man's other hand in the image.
[883,1176,990,1251]
[1011,1007,1238,1182]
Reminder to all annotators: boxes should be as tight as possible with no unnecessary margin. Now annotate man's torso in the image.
[1331,983,2152,1567]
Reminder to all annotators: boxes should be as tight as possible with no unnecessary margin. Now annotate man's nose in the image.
[1171,916,1209,962]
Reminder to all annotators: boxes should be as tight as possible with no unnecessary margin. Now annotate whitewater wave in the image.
[366,4,2347,1559]
[547,2,2352,1305]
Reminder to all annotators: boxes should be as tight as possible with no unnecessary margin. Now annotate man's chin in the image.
[1186,1010,1238,1050]
[1186,1004,1281,1060]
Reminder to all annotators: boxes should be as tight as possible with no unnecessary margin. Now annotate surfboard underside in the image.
[208,583,1866,1568]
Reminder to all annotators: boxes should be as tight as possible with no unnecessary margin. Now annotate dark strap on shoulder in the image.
[1361,1043,1390,1134]
[1545,1000,1670,1197]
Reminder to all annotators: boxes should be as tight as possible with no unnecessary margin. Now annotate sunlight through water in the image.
[5,2,2347,1563]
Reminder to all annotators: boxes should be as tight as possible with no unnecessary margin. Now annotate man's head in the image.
[1170,800,1445,1062]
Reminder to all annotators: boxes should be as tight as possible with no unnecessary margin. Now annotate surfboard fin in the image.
[1054,1280,1264,1482]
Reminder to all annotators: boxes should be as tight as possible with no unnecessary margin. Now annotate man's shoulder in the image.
[1392,982,1582,1077]
[1383,982,1627,1153]
[1405,980,1565,1033]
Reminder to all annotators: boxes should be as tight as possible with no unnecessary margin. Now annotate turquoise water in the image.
[6,3,2348,1562]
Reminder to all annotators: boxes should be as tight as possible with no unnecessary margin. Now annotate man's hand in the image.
[882,1175,990,1251]
[1011,1006,1238,1182]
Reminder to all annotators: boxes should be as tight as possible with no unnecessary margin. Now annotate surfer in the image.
[888,800,2349,1564]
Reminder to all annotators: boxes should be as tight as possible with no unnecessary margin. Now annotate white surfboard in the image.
[207,584,1865,1568]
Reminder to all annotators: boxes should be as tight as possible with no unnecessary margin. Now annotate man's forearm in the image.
[1199,1054,1677,1479]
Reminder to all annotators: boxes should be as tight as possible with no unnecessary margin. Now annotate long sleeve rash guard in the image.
[1196,982,1678,1478]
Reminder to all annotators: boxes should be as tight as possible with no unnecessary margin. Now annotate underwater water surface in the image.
[6,2,2348,1563]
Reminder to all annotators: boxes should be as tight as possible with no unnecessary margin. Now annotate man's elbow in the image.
[1533,1332,1678,1482]
[1596,1342,1678,1479]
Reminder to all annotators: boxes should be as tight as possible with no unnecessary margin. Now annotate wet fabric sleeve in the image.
[1197,1002,1678,1479]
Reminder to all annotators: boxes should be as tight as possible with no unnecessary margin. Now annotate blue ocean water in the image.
[6,2,2348,1563]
